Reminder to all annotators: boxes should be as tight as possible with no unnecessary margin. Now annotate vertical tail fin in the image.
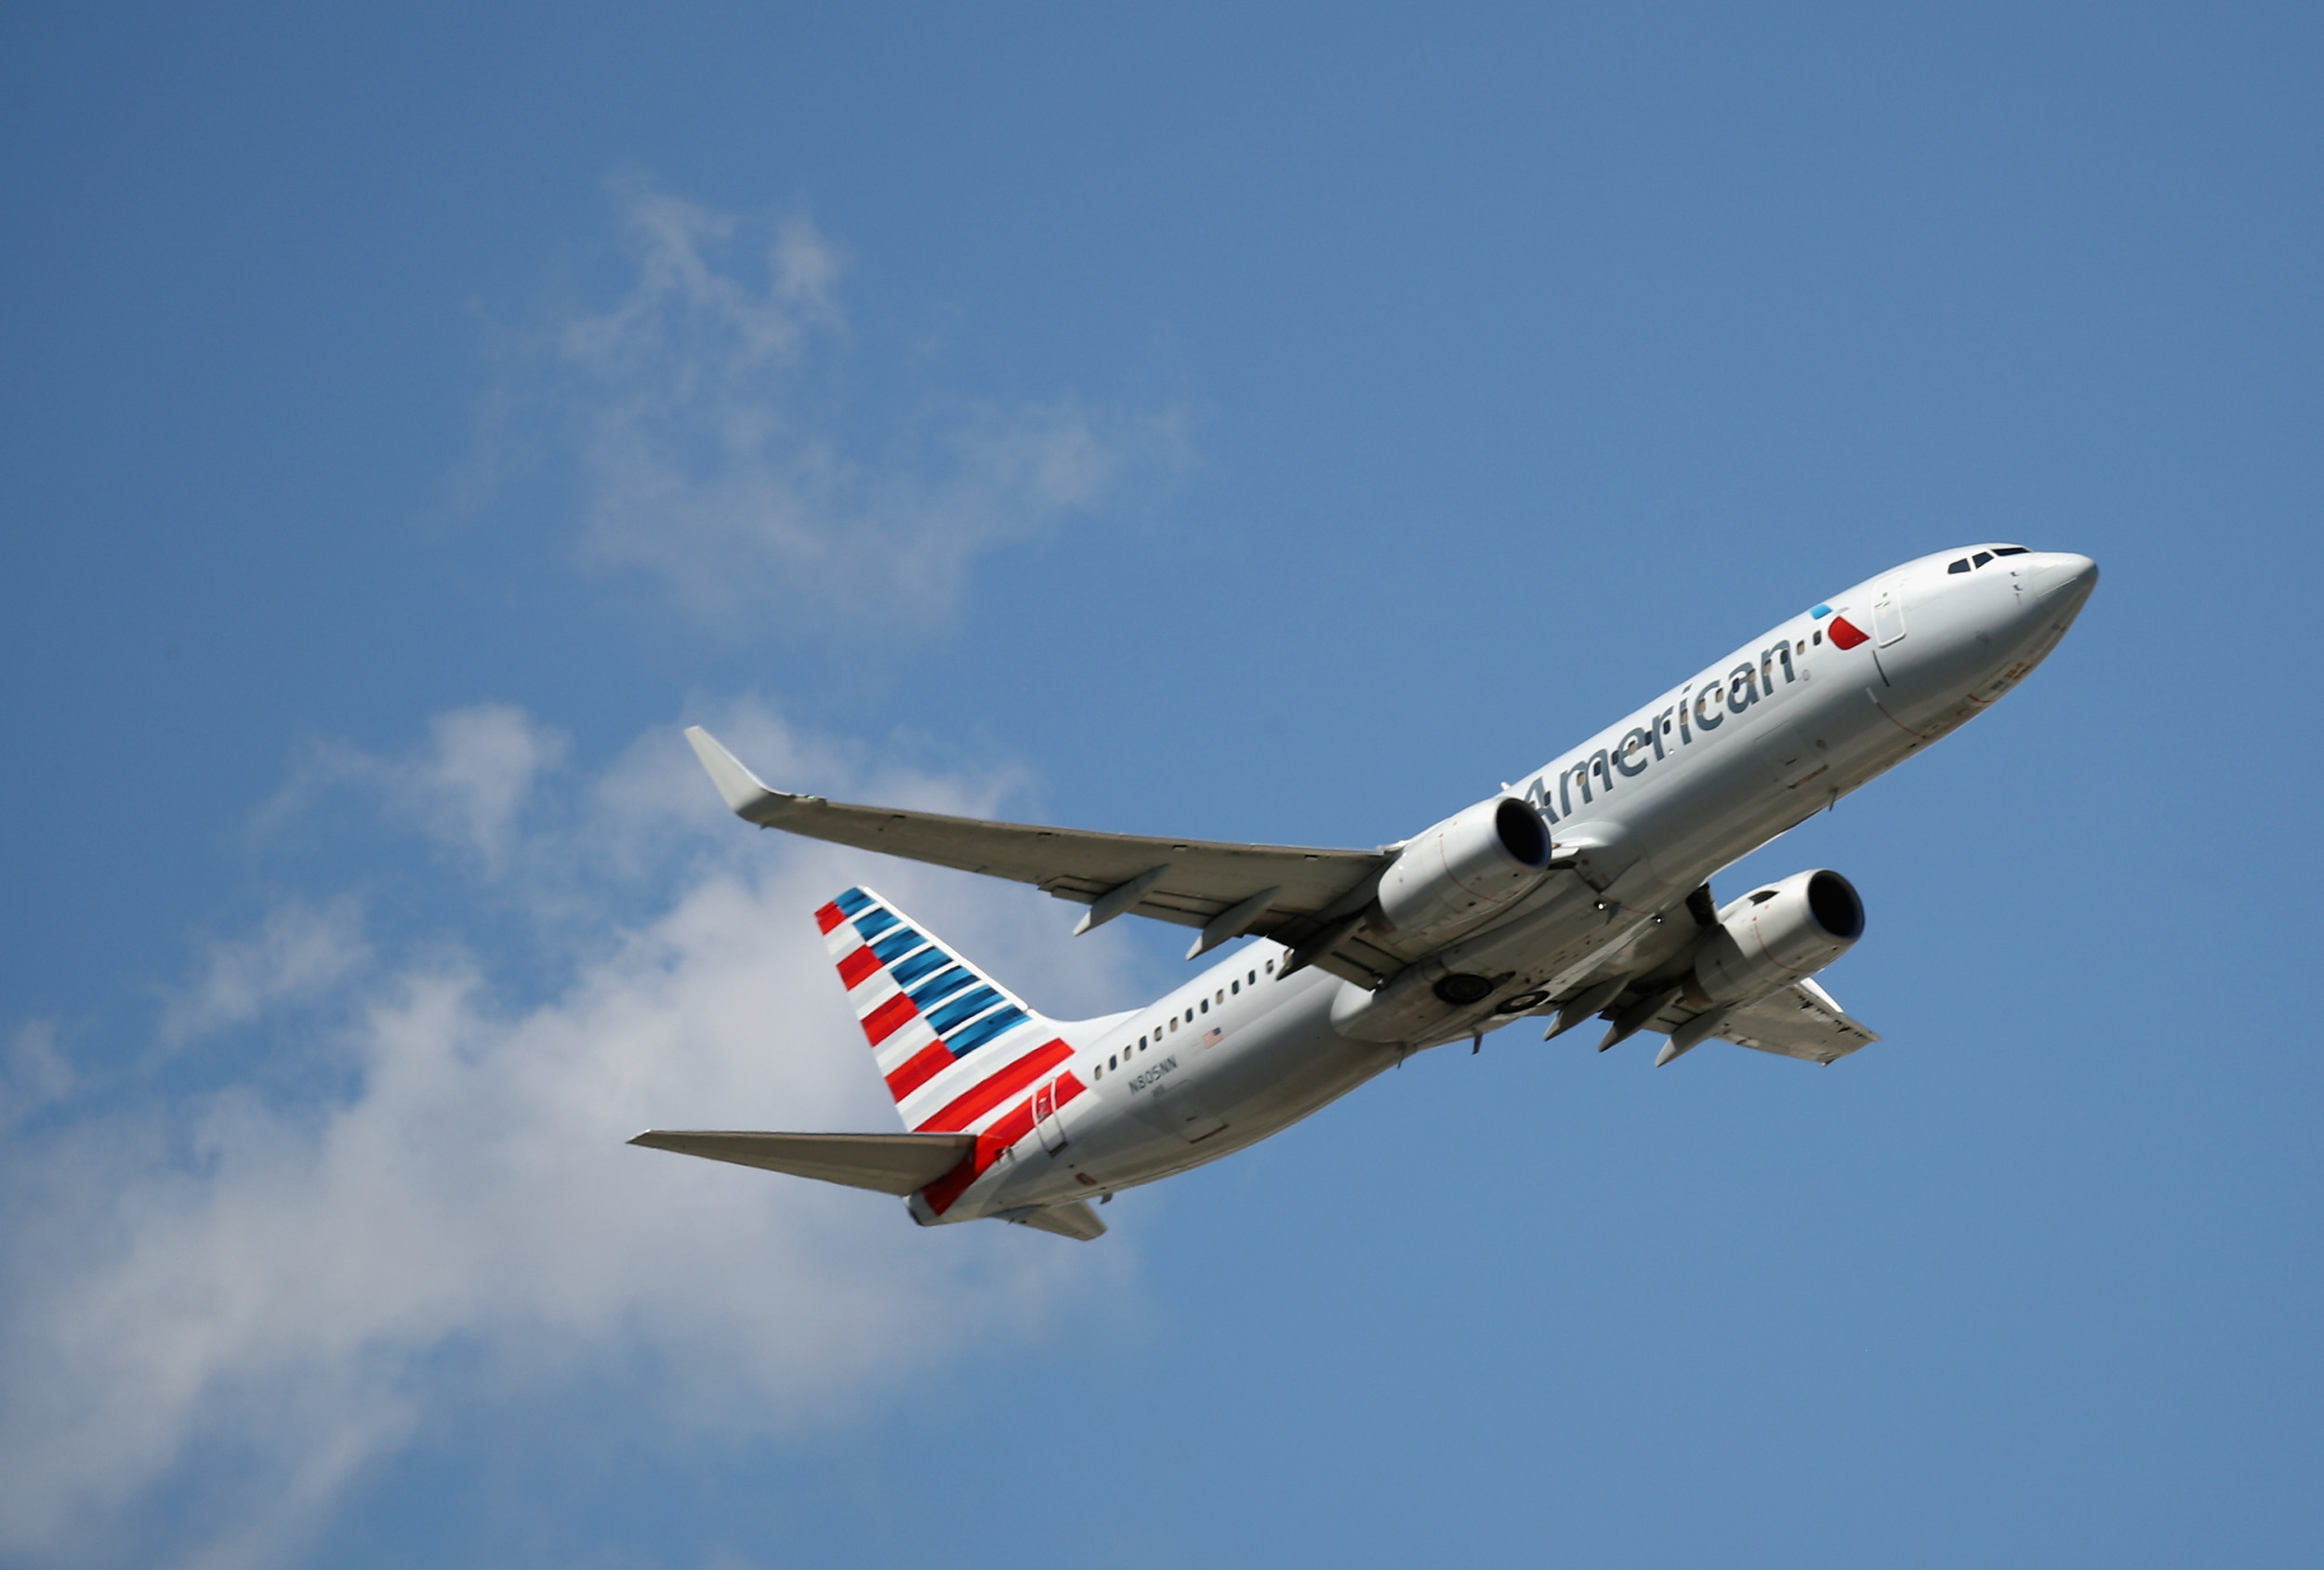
[814,886,1078,1138]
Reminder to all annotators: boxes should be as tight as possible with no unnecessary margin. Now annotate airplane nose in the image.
[2027,552,2099,619]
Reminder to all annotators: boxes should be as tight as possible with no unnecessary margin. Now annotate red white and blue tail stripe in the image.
[815,886,1086,1212]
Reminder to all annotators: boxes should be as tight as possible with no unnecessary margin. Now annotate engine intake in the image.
[1689,868,1865,1007]
[1377,796,1552,943]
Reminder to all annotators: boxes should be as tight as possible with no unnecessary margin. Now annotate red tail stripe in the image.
[836,947,880,989]
[883,1042,955,1101]
[814,902,845,934]
[862,993,918,1047]
[922,1112,1027,1213]
[914,1039,1072,1133]
[919,1073,1086,1215]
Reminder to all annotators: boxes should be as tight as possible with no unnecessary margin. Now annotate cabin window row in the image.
[1090,958,1276,1080]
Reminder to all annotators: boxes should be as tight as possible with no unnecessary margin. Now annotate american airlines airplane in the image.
[635,546,2098,1240]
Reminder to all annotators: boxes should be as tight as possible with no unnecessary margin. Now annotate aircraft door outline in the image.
[1033,1079,1068,1154]
[1873,588,1907,646]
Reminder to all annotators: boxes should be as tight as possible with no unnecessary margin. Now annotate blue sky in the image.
[4,4,2321,1565]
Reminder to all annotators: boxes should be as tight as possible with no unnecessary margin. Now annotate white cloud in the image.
[159,897,369,1047]
[460,173,1188,631]
[267,703,570,878]
[0,704,1144,1567]
[404,704,569,868]
[0,1021,73,1129]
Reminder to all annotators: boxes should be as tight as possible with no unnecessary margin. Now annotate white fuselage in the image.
[909,547,2097,1225]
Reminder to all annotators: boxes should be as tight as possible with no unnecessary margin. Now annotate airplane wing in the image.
[629,1129,976,1194]
[1714,977,1881,1064]
[684,726,1403,985]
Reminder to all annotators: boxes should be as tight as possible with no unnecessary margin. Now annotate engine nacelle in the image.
[1376,796,1552,943]
[1688,869,1866,1007]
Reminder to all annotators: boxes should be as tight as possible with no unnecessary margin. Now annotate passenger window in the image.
[1169,1018,1178,1033]
[1813,629,1823,645]
[1216,990,1225,1004]
[1110,1053,1117,1070]
[1231,980,1239,995]
[1248,970,1258,984]
[1265,960,1274,974]
[1199,999,1208,1014]
[1948,559,1970,574]
[1974,551,1993,567]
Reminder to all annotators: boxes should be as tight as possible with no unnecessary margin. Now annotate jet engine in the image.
[1685,869,1865,1008]
[1376,796,1552,943]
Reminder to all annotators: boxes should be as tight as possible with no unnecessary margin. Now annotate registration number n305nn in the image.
[1127,1054,1178,1094]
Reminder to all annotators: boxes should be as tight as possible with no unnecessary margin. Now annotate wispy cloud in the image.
[159,897,370,1048]
[267,703,570,878]
[0,1022,74,1130]
[0,184,1182,1565]
[0,705,1142,1567]
[457,172,1189,632]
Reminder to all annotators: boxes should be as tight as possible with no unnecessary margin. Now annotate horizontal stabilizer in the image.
[1005,1200,1108,1241]
[629,1129,974,1194]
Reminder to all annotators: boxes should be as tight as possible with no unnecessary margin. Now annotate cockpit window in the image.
[1948,558,1970,574]
[1973,550,1993,567]
[1990,545,2029,556]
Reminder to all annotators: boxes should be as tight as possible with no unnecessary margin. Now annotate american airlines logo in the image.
[1525,610,1854,823]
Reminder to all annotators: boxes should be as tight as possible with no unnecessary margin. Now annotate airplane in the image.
[632,545,2099,1240]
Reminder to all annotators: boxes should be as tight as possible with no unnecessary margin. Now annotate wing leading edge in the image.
[683,726,1402,984]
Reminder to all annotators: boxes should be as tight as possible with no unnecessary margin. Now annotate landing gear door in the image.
[1033,1080,1068,1154]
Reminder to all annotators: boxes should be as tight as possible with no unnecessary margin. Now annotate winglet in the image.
[683,726,797,823]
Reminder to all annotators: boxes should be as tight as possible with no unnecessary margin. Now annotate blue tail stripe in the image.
[871,929,925,963]
[889,947,953,987]
[927,986,1003,1034]
[834,888,874,915]
[907,967,976,1009]
[946,1007,1029,1057]
[852,908,899,942]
